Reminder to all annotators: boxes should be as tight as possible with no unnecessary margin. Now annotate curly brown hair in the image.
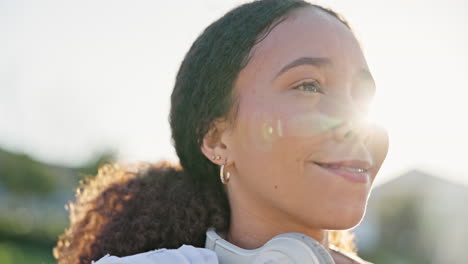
[54,161,228,263]
[54,1,362,263]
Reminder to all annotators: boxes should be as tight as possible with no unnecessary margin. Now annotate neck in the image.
[225,202,330,252]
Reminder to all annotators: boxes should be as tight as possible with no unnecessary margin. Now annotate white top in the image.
[91,245,218,264]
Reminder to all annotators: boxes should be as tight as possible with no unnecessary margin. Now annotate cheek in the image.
[230,101,303,193]
[232,96,346,179]
[231,99,337,195]
[236,100,341,148]
[281,110,340,138]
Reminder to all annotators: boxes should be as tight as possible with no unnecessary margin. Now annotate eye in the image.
[292,80,324,94]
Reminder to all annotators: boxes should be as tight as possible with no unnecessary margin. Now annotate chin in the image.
[326,205,367,230]
[329,218,362,230]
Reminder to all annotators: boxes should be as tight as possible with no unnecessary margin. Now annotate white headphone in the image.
[205,228,335,264]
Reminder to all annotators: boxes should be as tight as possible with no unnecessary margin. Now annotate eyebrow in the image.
[274,56,376,91]
[274,57,333,79]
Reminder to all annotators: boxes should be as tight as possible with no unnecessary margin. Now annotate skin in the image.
[201,6,389,263]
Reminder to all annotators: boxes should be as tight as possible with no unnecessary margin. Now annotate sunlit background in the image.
[1,0,467,263]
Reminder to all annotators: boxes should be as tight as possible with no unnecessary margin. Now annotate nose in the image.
[333,119,373,144]
[323,97,372,143]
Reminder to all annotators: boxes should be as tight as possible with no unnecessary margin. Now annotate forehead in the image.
[238,7,367,82]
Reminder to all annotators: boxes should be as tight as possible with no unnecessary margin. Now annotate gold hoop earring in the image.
[220,158,230,184]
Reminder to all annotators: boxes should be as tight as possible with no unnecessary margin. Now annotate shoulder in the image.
[91,245,218,264]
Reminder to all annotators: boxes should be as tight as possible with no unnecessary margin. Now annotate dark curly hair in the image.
[54,1,361,263]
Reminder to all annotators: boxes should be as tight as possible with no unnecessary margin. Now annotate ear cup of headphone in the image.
[254,232,335,264]
[205,228,335,264]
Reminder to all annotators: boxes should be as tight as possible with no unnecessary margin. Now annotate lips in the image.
[311,160,372,183]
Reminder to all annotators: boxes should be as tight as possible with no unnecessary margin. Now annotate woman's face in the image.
[214,7,389,230]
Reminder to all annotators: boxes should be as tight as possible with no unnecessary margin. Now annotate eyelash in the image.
[292,80,324,94]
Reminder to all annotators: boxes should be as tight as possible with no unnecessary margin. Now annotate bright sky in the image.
[1,0,467,186]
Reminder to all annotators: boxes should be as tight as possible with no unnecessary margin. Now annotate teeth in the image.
[343,167,366,173]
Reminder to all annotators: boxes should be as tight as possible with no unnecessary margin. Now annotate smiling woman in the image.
[54,0,388,263]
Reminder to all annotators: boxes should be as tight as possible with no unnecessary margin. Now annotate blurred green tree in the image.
[0,149,56,196]
[0,147,116,264]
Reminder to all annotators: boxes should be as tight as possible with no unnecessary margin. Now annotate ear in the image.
[200,119,234,167]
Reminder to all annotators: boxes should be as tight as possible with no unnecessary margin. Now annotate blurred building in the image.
[353,170,468,264]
